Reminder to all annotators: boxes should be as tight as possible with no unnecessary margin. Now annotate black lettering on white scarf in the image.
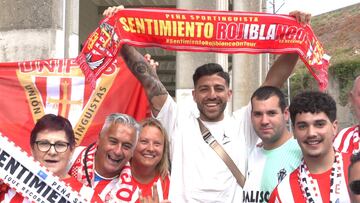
[298,151,343,203]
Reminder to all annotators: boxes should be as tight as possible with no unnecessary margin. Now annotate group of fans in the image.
[0,6,359,203]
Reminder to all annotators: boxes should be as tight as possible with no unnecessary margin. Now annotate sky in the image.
[271,0,360,15]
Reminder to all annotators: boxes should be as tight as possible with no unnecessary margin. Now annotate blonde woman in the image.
[131,118,170,202]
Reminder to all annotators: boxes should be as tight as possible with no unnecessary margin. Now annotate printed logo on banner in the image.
[85,22,120,71]
[0,134,89,203]
[16,59,120,144]
[37,170,48,180]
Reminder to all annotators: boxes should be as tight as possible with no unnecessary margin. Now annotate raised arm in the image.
[121,44,168,116]
[262,53,299,88]
[103,5,168,116]
[262,10,311,88]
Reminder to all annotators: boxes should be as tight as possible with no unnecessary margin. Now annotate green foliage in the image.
[289,66,318,99]
[289,60,360,106]
[330,60,360,106]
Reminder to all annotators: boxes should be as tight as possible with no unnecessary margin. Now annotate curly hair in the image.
[289,91,337,125]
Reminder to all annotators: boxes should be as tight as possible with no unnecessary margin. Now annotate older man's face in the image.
[95,123,137,178]
[350,77,360,122]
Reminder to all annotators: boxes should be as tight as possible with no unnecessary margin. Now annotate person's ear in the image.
[332,120,339,135]
[283,107,290,121]
[228,89,232,99]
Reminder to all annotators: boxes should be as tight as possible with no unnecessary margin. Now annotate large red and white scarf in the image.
[69,144,140,202]
[70,143,97,187]
[298,151,350,203]
[77,8,330,90]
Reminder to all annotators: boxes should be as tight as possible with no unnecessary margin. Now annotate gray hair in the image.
[100,113,141,142]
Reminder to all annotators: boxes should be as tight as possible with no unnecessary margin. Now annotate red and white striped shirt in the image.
[269,152,351,203]
[0,176,103,203]
[334,125,359,153]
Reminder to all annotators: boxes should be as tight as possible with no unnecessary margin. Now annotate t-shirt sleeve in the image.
[233,102,259,156]
[154,94,177,135]
[154,94,178,159]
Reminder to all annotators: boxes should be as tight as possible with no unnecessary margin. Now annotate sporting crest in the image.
[16,58,119,144]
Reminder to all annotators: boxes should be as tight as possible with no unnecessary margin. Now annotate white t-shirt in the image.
[156,95,258,202]
[243,138,302,202]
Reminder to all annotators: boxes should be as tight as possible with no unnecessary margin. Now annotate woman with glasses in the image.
[0,114,102,202]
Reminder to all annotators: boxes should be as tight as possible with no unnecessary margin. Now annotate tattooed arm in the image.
[121,44,168,116]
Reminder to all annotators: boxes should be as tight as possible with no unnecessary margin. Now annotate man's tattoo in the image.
[133,61,147,74]
[131,61,167,101]
[121,45,168,112]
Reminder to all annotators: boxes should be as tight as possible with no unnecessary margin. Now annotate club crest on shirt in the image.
[277,168,287,183]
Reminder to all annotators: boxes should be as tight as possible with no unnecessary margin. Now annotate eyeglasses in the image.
[35,141,70,153]
[350,180,360,195]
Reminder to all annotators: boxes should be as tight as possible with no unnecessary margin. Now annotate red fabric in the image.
[132,174,170,202]
[270,169,333,202]
[0,57,149,153]
[0,183,9,202]
[77,15,121,88]
[269,152,351,203]
[94,169,170,202]
[69,145,96,187]
[77,8,330,90]
[64,176,104,203]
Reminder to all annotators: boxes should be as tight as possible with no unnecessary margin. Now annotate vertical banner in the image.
[0,57,149,153]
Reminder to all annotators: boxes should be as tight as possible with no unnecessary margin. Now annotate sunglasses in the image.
[350,180,360,195]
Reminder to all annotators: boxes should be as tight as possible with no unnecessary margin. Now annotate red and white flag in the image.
[0,57,149,153]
